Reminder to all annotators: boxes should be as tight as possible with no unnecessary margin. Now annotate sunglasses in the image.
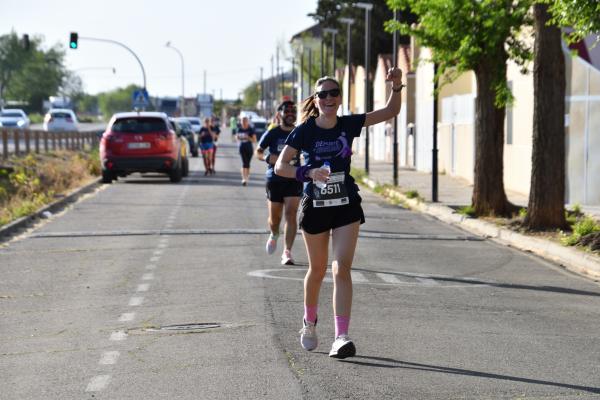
[315,89,341,99]
[282,107,297,114]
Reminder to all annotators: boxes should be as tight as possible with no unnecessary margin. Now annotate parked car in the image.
[251,118,268,140]
[184,117,202,134]
[171,117,198,157]
[43,108,78,131]
[0,108,30,129]
[100,112,189,184]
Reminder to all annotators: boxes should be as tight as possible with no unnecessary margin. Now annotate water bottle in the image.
[315,162,331,189]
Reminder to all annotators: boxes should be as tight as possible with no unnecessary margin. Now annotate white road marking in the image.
[146,264,156,270]
[142,273,154,280]
[136,283,150,292]
[99,351,120,365]
[415,277,440,286]
[248,269,494,288]
[351,271,368,282]
[157,243,168,249]
[150,256,160,262]
[128,296,144,306]
[86,375,111,392]
[110,331,127,341]
[118,312,135,322]
[376,273,403,284]
[153,250,163,256]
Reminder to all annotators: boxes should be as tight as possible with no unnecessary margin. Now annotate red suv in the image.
[100,112,189,183]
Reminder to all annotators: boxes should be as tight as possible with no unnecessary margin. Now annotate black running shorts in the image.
[299,195,365,235]
[266,180,303,203]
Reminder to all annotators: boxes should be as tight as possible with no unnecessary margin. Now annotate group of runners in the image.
[231,67,404,359]
[197,116,221,176]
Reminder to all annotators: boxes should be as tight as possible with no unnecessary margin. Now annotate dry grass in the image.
[0,150,100,226]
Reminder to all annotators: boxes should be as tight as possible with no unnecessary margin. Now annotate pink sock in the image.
[334,315,350,338]
[304,305,318,324]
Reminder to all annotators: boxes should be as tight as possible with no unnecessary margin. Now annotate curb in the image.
[0,177,102,241]
[362,177,600,280]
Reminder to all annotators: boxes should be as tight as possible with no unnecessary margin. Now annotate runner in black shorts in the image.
[274,68,404,359]
[256,101,302,265]
[210,116,221,174]
[236,116,256,186]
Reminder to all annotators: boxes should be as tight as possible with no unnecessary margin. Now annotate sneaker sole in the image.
[329,341,356,359]
[282,259,295,265]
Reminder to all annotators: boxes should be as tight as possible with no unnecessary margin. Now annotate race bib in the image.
[238,132,249,141]
[277,143,285,152]
[312,172,349,207]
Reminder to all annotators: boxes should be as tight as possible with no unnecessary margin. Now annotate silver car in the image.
[0,108,30,129]
[43,108,79,132]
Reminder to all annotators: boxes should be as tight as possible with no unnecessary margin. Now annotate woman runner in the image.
[198,117,216,175]
[236,116,256,186]
[274,68,404,359]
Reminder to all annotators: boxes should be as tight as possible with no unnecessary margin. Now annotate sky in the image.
[1,0,317,100]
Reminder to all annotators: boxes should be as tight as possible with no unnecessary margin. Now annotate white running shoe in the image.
[328,335,356,359]
[281,249,294,265]
[265,233,278,255]
[299,319,318,351]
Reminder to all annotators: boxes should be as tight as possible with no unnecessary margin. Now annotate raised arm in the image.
[364,67,404,128]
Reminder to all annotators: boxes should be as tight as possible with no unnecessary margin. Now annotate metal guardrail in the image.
[1,128,100,158]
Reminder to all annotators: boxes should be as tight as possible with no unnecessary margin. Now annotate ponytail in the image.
[299,96,319,123]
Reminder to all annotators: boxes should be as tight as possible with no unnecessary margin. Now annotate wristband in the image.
[295,165,311,183]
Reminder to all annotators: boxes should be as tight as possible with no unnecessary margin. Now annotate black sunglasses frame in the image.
[315,89,341,99]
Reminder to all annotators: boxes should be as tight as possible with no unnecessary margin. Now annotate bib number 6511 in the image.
[321,183,341,195]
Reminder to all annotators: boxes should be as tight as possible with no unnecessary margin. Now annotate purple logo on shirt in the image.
[314,132,352,160]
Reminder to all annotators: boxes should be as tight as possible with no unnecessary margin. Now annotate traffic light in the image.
[22,34,30,51]
[69,32,78,49]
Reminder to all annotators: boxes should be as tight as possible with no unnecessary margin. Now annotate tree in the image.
[0,31,66,111]
[524,0,599,230]
[386,0,532,216]
[545,0,600,45]
[97,85,142,118]
[241,80,260,110]
[524,3,567,230]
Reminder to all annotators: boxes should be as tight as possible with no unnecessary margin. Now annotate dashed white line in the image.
[136,283,150,292]
[415,277,440,286]
[86,375,111,392]
[150,256,160,262]
[99,351,120,365]
[142,273,154,280]
[118,312,135,322]
[146,264,156,270]
[153,250,163,256]
[351,271,368,282]
[109,330,127,341]
[375,273,403,284]
[128,296,144,306]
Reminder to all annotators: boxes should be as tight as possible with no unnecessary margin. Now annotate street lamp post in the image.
[339,17,355,115]
[355,2,373,173]
[165,41,185,116]
[323,28,338,77]
[392,9,399,187]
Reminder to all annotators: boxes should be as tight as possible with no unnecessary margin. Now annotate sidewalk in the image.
[353,155,600,280]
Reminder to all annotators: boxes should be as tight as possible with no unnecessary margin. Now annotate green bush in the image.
[562,217,600,246]
[458,205,476,217]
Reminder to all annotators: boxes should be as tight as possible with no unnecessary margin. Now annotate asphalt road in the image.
[1,141,600,399]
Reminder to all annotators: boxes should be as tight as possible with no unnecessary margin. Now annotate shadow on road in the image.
[339,355,600,394]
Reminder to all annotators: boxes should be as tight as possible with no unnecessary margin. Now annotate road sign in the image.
[132,89,149,109]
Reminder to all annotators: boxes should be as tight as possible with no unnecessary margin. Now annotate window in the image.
[112,118,167,133]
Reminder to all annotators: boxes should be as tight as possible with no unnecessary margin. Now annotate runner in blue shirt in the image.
[274,68,404,359]
[256,101,302,265]
[198,117,216,175]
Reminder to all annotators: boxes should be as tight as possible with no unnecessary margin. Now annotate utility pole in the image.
[323,28,338,77]
[260,67,264,116]
[433,62,439,202]
[355,2,373,173]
